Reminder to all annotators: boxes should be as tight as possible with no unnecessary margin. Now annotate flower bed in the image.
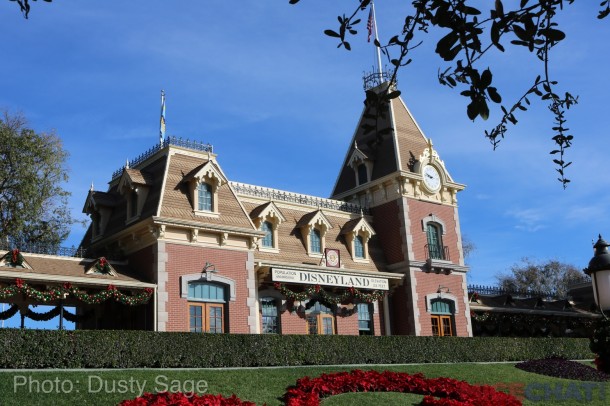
[282,369,521,406]
[515,357,610,382]
[119,392,255,406]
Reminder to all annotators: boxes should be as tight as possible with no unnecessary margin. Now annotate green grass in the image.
[0,363,607,405]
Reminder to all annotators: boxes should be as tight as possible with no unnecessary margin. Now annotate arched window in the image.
[357,163,368,185]
[188,281,226,333]
[306,301,335,335]
[261,221,274,248]
[310,228,322,254]
[426,223,444,260]
[260,297,280,334]
[357,303,373,335]
[354,235,365,258]
[198,183,213,211]
[430,298,454,337]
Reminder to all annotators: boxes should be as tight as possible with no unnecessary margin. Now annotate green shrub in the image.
[0,329,593,369]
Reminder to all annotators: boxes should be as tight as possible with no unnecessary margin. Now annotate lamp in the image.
[437,285,451,296]
[200,262,218,279]
[584,235,610,374]
[584,235,610,315]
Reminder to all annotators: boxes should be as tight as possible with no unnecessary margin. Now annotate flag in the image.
[367,7,374,42]
[159,90,166,144]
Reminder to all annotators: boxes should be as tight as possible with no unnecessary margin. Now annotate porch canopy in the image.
[0,249,155,329]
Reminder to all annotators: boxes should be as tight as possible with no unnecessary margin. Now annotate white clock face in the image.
[423,165,441,191]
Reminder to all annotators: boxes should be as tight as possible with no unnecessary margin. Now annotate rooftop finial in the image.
[159,90,166,145]
[125,159,129,169]
[354,140,358,150]
[90,182,94,192]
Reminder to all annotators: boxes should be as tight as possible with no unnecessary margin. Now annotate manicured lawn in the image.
[0,363,606,405]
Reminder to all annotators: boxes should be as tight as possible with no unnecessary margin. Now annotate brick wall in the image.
[390,283,413,335]
[414,271,468,337]
[407,199,459,264]
[165,243,251,333]
[371,200,405,264]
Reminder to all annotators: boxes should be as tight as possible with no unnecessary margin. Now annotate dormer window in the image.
[197,183,213,212]
[297,210,332,257]
[261,221,274,248]
[82,189,118,240]
[250,201,285,252]
[341,216,375,262]
[117,168,152,223]
[183,160,227,218]
[347,141,373,186]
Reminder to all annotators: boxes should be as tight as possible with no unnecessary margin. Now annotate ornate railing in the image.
[230,182,370,215]
[0,240,87,258]
[425,244,450,261]
[111,136,213,179]
[468,284,561,300]
[363,70,395,91]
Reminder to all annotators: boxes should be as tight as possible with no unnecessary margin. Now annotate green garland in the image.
[0,304,19,320]
[274,282,385,304]
[0,279,153,306]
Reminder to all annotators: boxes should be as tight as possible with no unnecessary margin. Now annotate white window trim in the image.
[180,273,236,302]
[421,214,447,235]
[424,293,459,314]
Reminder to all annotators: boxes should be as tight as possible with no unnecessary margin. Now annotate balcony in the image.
[425,244,450,261]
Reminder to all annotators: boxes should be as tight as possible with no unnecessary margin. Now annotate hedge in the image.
[0,328,593,369]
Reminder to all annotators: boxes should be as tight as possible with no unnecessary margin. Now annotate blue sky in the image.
[1,0,609,293]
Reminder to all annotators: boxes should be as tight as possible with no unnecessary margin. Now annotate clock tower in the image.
[330,78,472,337]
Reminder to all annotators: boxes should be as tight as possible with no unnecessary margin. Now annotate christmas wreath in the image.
[1,249,24,267]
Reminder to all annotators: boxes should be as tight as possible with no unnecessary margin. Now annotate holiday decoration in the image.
[0,304,19,320]
[1,249,24,267]
[274,283,385,305]
[94,257,112,274]
[0,279,153,306]
[120,392,255,406]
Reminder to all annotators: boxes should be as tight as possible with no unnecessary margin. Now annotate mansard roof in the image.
[295,210,333,230]
[159,152,254,230]
[240,200,387,273]
[331,83,433,197]
[82,190,120,213]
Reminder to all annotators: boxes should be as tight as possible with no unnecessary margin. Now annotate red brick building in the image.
[1,79,472,336]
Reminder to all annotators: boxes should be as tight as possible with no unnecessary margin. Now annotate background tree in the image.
[289,0,610,187]
[496,257,583,299]
[0,111,74,248]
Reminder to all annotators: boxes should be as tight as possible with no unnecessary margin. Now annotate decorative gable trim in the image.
[250,201,286,228]
[0,249,33,270]
[184,161,228,188]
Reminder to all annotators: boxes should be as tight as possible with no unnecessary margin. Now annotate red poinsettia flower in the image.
[99,257,108,267]
[107,284,116,291]
[63,282,72,290]
[144,288,153,295]
[15,278,24,288]
[274,282,281,290]
[11,249,20,263]
[315,284,321,293]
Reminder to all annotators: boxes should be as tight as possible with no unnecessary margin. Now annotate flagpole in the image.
[371,1,384,82]
[159,90,166,145]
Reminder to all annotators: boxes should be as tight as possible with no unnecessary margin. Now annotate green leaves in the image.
[0,111,74,245]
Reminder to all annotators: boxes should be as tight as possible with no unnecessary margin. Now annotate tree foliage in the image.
[496,257,583,299]
[8,0,51,19]
[290,0,610,187]
[0,111,74,247]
